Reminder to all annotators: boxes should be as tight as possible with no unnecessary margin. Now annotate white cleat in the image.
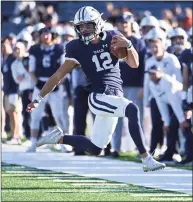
[36,126,64,147]
[142,155,166,172]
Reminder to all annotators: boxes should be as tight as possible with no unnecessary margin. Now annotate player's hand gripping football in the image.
[26,101,39,113]
[111,34,131,50]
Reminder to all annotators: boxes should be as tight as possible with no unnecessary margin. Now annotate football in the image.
[110,36,127,59]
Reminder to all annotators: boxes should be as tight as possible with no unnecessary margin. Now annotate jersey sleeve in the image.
[65,41,80,65]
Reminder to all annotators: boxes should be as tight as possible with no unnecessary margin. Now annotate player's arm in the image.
[123,46,139,68]
[111,35,139,68]
[26,60,77,112]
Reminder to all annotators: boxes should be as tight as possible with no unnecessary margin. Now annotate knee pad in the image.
[90,143,102,156]
[125,102,139,121]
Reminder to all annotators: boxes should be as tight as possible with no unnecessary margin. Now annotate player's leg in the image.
[89,92,147,155]
[5,94,21,144]
[21,89,31,139]
[27,87,46,152]
[111,118,123,156]
[89,92,165,171]
[36,115,117,155]
[149,98,164,154]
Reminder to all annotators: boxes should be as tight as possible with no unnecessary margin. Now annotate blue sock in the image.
[63,135,102,156]
[125,103,147,154]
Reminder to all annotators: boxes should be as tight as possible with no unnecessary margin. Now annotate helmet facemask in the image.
[74,7,104,44]
[75,22,96,43]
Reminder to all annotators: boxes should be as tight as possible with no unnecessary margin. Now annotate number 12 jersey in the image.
[65,30,123,93]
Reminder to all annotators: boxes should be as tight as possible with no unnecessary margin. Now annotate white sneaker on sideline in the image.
[26,144,36,152]
[6,138,21,145]
[142,155,166,172]
[36,126,64,147]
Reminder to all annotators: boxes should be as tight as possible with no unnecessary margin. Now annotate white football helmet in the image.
[73,6,105,43]
[140,16,159,28]
[33,23,46,32]
[145,27,166,41]
[168,27,188,41]
[159,20,172,34]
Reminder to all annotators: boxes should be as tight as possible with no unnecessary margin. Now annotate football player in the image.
[144,27,182,155]
[27,27,66,152]
[27,6,165,172]
[167,27,190,57]
[139,15,159,60]
[147,65,193,165]
[180,27,193,111]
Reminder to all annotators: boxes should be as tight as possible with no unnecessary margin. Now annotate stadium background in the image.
[1,1,193,158]
[1,1,192,37]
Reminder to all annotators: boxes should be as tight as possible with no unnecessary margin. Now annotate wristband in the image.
[34,94,43,103]
[181,91,187,100]
[127,40,133,50]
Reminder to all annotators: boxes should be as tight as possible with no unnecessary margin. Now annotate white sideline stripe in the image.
[2,146,192,194]
[150,198,192,201]
[130,194,190,196]
[81,173,191,177]
[53,180,107,183]
[71,183,128,186]
[36,166,142,170]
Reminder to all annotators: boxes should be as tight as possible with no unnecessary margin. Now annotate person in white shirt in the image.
[147,65,193,165]
[144,28,182,155]
[139,15,159,60]
[11,41,35,139]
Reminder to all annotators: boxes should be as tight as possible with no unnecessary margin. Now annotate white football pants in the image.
[88,92,132,148]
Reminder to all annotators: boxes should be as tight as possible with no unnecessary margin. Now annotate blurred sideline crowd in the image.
[1,2,193,165]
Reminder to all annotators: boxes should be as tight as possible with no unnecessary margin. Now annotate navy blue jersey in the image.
[29,44,64,78]
[1,54,18,95]
[179,48,192,85]
[65,30,123,93]
[120,36,145,87]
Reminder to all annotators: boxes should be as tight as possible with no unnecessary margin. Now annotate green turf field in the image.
[1,163,192,202]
